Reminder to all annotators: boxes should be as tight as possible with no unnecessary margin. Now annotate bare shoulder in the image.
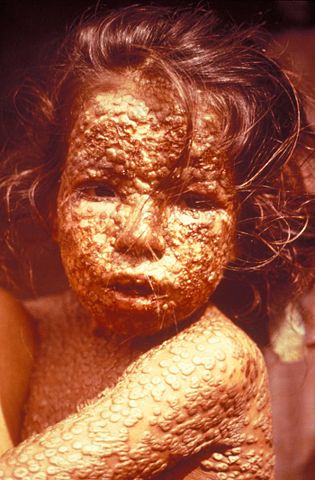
[0,288,35,360]
[132,305,274,479]
[156,304,269,392]
[204,304,269,387]
[0,288,35,377]
[0,288,35,452]
[0,303,274,479]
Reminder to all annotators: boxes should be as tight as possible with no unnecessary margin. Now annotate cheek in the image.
[57,200,120,274]
[160,210,235,319]
[169,211,234,279]
[56,198,235,333]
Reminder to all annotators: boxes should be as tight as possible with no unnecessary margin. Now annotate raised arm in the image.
[0,307,274,479]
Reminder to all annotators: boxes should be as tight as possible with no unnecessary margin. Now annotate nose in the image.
[115,197,166,259]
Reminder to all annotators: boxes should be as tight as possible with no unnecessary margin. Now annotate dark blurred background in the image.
[1,0,315,96]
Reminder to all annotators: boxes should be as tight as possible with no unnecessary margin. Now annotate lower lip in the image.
[110,286,162,306]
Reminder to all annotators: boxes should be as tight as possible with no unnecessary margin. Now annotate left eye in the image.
[78,183,116,200]
[180,192,216,211]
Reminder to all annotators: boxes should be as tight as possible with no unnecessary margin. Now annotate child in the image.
[0,5,314,479]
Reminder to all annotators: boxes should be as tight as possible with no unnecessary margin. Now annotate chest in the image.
[22,305,139,439]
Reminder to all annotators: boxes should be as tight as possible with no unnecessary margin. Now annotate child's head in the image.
[2,6,314,338]
[56,74,236,335]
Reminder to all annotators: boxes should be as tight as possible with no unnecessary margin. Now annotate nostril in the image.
[149,233,165,258]
[115,200,166,259]
[115,227,165,259]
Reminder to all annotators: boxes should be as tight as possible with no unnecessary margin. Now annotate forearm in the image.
[0,346,230,479]
[0,311,274,479]
[1,395,163,479]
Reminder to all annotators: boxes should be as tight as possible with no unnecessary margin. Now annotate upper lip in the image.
[108,275,162,297]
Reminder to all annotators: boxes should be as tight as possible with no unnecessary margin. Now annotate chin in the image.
[73,280,211,337]
[86,297,208,338]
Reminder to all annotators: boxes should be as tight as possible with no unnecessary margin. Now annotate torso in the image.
[21,291,274,479]
[22,291,149,438]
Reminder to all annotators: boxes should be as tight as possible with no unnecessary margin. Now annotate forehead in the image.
[65,79,228,186]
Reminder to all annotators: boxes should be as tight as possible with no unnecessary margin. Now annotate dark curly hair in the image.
[1,5,314,344]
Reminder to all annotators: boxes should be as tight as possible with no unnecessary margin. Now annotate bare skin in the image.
[0,289,34,454]
[0,75,274,479]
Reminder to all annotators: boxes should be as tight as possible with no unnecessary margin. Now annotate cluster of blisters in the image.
[0,301,273,479]
[56,76,236,337]
[0,75,273,479]
[22,292,143,437]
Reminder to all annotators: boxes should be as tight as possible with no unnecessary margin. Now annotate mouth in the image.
[112,282,154,297]
[108,275,160,298]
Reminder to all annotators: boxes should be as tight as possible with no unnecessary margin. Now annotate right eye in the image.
[77,182,116,201]
[180,192,217,211]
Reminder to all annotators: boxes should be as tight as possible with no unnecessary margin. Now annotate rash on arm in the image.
[0,308,274,479]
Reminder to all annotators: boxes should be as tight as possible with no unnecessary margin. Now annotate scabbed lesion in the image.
[12,75,273,479]
[21,293,274,479]
[116,307,274,479]
[56,78,236,338]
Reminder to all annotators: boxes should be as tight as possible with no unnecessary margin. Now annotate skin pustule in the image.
[0,74,274,480]
[57,76,236,336]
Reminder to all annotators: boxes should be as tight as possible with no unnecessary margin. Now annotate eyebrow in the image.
[70,153,126,170]
[181,163,221,182]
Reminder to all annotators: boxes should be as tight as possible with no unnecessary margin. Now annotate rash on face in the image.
[56,77,236,336]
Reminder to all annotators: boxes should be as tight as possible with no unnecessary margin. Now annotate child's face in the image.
[56,77,235,335]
